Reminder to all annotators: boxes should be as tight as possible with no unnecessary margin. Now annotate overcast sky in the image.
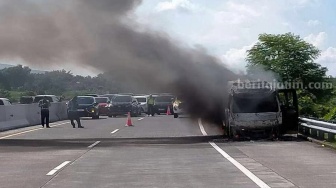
[4,0,336,76]
[135,0,336,76]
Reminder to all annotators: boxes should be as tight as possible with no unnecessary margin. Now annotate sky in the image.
[3,0,336,76]
[134,0,336,76]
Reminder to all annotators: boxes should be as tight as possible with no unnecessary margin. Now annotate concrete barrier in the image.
[0,102,68,132]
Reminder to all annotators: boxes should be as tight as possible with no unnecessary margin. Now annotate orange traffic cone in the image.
[125,112,133,126]
[166,106,171,115]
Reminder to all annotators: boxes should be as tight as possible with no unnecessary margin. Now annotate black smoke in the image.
[0,0,238,123]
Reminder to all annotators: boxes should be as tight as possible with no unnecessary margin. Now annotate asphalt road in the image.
[1,114,336,188]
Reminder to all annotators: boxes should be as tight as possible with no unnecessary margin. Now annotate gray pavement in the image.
[0,114,335,188]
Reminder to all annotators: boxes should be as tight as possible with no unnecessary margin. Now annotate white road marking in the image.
[198,119,270,188]
[111,129,119,134]
[46,161,71,176]
[197,118,208,136]
[88,141,101,148]
[0,122,69,139]
[209,142,270,188]
[138,118,144,121]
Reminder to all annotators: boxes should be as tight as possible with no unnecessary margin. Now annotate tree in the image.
[1,65,32,89]
[246,33,328,94]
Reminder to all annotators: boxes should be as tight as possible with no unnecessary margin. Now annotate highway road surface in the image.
[1,115,336,188]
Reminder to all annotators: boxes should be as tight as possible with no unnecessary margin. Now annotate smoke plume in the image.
[0,0,238,122]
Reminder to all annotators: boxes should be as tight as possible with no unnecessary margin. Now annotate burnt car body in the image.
[108,95,141,117]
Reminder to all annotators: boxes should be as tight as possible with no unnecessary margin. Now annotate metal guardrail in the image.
[299,117,336,142]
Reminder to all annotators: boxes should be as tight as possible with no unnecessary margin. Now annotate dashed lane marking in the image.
[46,161,71,176]
[111,129,119,134]
[138,118,144,121]
[88,141,101,148]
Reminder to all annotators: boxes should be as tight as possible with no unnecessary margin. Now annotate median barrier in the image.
[0,102,68,132]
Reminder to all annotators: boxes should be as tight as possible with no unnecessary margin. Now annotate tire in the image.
[174,113,178,118]
[108,115,112,118]
[157,112,161,115]
[131,111,137,117]
[92,111,99,119]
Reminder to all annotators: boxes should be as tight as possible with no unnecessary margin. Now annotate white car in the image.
[172,98,185,118]
[134,95,149,113]
[0,98,12,105]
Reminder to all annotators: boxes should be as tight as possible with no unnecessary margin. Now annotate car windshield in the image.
[114,96,132,102]
[232,93,278,113]
[20,97,34,104]
[95,97,108,103]
[34,96,53,103]
[136,97,146,102]
[77,97,94,104]
[155,96,173,102]
[100,94,116,100]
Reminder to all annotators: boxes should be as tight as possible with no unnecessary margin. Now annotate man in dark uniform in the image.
[67,96,84,128]
[38,96,51,128]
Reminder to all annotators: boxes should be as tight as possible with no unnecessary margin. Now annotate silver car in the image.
[134,95,149,113]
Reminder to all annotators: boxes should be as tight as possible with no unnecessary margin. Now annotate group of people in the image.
[38,96,83,128]
[39,94,157,128]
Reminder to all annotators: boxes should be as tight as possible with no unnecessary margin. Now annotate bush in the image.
[0,89,10,98]
[324,107,336,121]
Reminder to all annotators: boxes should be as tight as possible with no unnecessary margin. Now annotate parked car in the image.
[99,94,117,101]
[0,98,12,105]
[94,97,110,116]
[72,96,100,119]
[154,94,175,115]
[118,93,134,96]
[19,96,35,104]
[108,95,141,117]
[84,94,99,97]
[33,95,60,103]
[134,95,149,113]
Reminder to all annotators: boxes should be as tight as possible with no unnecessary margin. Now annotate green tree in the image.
[246,33,331,99]
[1,65,32,89]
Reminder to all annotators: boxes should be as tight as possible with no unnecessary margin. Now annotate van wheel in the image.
[174,113,178,118]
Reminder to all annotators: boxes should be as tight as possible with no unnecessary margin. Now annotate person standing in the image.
[67,96,84,128]
[38,96,51,128]
[147,94,155,117]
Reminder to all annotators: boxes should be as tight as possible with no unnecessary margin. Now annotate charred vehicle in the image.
[224,80,298,138]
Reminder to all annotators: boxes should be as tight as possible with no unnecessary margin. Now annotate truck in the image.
[223,80,299,139]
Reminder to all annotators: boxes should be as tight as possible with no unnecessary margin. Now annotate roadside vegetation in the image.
[246,33,336,120]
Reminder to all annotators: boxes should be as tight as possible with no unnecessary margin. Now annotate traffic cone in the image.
[125,112,133,126]
[166,106,171,115]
